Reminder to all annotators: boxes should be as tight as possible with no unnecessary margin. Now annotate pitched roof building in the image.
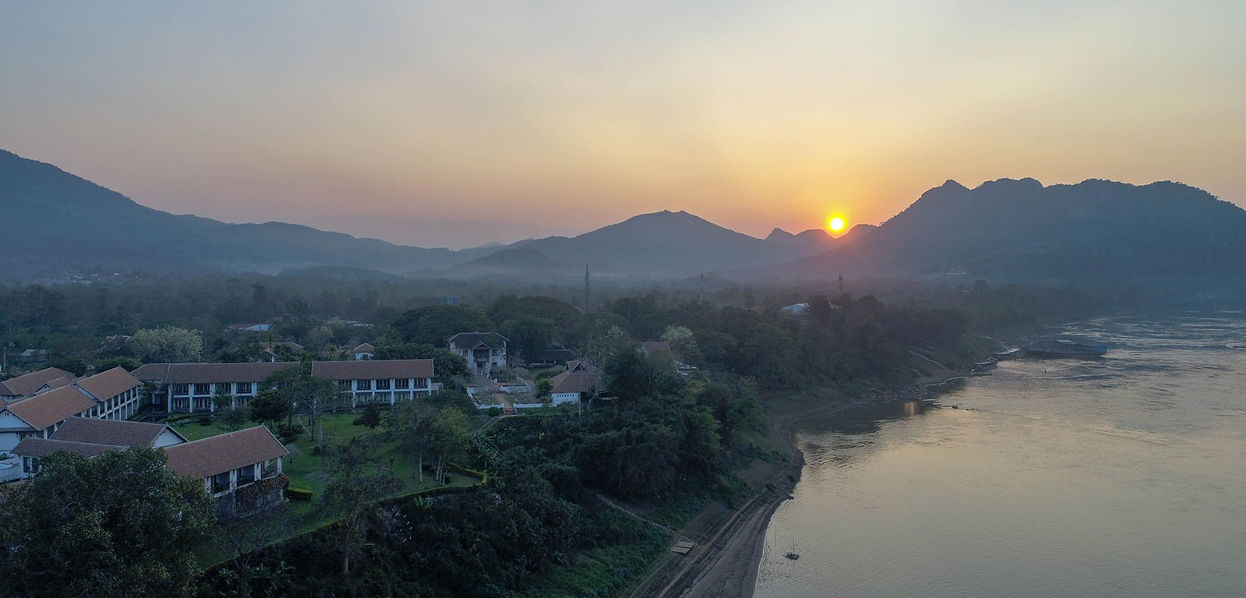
[164,426,288,500]
[11,417,188,475]
[132,362,299,413]
[547,361,604,406]
[311,359,435,406]
[48,417,186,448]
[448,332,508,375]
[0,367,75,401]
[351,342,375,360]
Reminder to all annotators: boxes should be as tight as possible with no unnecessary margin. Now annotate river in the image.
[754,313,1246,598]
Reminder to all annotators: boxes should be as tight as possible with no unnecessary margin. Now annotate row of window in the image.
[353,391,420,404]
[87,388,141,421]
[211,464,259,494]
[342,378,428,391]
[169,379,430,397]
[171,382,257,397]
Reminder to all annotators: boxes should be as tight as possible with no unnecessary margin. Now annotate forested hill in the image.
[0,149,840,283]
[776,178,1246,285]
[441,210,841,280]
[0,150,466,279]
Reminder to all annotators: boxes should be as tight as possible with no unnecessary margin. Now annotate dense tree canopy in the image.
[132,325,204,362]
[0,448,214,598]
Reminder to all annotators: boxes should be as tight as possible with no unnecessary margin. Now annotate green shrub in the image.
[286,487,313,502]
[275,421,301,443]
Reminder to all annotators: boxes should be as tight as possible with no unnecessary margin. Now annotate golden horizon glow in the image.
[0,3,1243,248]
[828,216,846,233]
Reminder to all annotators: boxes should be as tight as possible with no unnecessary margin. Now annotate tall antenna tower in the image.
[584,265,591,312]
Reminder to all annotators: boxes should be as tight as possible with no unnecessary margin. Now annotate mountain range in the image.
[2,149,1244,286]
[775,177,1246,284]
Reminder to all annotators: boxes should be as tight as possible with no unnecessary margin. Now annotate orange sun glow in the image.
[828,216,845,232]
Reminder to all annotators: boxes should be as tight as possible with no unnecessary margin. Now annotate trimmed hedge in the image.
[286,487,314,502]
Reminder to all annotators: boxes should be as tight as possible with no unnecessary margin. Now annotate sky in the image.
[2,1,1244,249]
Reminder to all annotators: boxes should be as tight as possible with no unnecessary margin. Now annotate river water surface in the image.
[755,314,1246,598]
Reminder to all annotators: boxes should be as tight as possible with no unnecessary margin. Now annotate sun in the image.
[828,216,845,233]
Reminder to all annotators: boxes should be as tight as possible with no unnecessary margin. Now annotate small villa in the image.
[547,361,604,406]
[448,332,508,376]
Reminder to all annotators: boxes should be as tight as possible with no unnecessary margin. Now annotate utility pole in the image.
[584,266,591,313]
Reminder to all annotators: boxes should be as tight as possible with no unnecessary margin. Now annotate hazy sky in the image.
[3,2,1243,248]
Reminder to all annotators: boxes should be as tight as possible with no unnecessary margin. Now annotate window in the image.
[396,378,411,389]
[356,379,372,391]
[212,472,231,494]
[375,379,390,390]
[215,383,231,395]
[194,383,211,395]
[172,384,189,396]
[236,465,256,485]
[236,382,254,395]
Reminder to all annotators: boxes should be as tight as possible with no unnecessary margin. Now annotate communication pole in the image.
[584,266,591,313]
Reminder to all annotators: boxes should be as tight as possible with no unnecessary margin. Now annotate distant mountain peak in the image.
[975,177,1044,193]
[766,227,795,241]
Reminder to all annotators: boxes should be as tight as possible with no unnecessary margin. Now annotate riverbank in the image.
[662,374,970,598]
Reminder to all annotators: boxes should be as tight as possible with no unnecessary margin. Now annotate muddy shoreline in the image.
[676,375,970,598]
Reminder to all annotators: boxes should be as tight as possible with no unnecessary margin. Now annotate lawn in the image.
[174,412,483,566]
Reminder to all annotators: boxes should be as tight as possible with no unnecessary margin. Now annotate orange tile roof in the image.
[4,386,96,431]
[12,438,125,459]
[131,362,298,384]
[50,417,185,447]
[311,359,433,380]
[74,367,141,401]
[163,426,287,479]
[0,367,75,398]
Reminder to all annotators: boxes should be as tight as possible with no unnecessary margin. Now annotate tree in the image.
[387,399,434,481]
[427,408,471,484]
[213,392,248,431]
[247,389,292,428]
[0,447,213,598]
[390,306,492,346]
[298,376,349,453]
[373,342,468,381]
[322,436,400,576]
[355,403,382,429]
[132,326,204,362]
[660,325,699,362]
[95,356,142,372]
[499,316,555,364]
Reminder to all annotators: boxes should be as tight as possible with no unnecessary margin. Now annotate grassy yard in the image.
[174,412,482,567]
